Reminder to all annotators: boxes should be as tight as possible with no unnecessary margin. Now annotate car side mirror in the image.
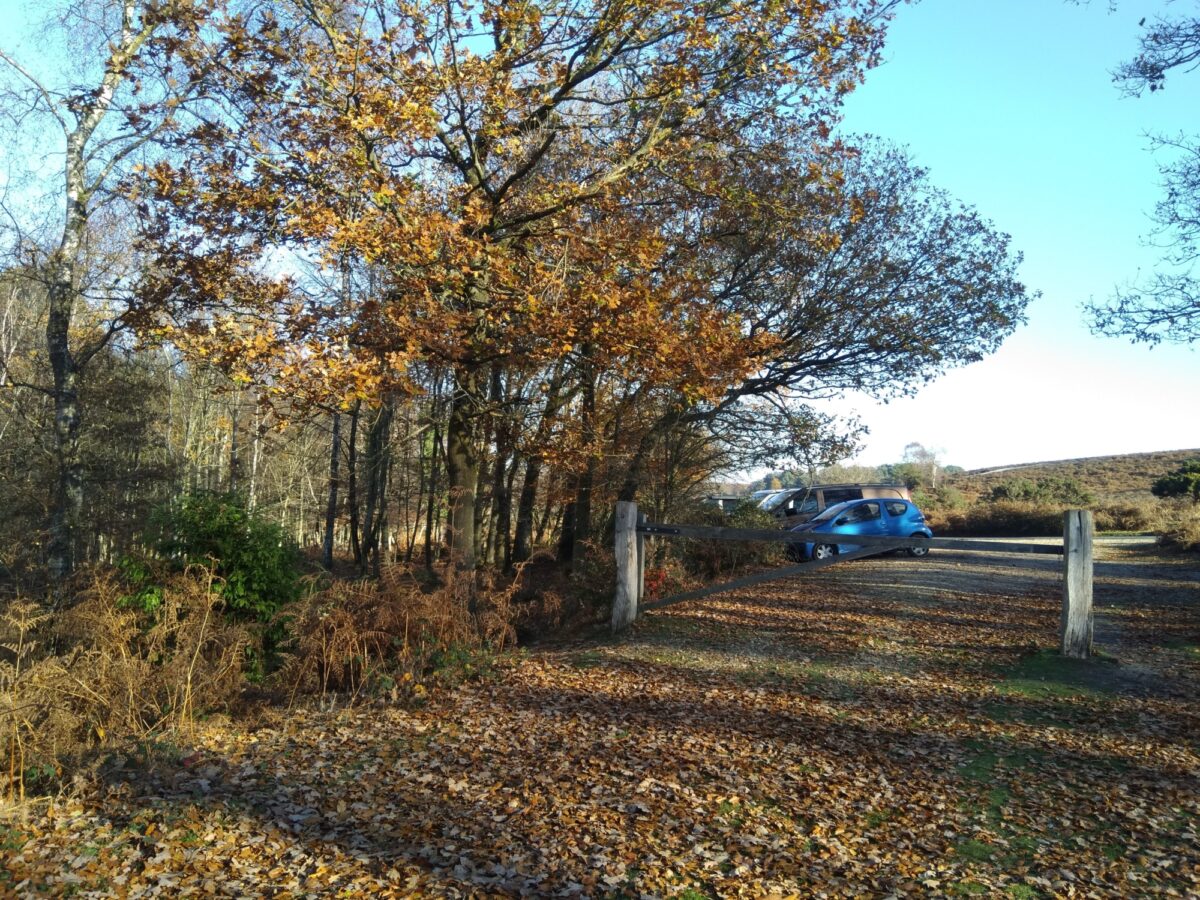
[834,516,848,526]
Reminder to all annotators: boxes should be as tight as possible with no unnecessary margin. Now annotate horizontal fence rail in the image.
[638,522,1065,556]
[614,501,1094,661]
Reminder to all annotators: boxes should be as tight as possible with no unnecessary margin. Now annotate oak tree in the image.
[133,0,897,571]
[1086,7,1200,344]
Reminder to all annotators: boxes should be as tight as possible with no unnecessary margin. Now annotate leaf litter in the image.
[2,551,1198,898]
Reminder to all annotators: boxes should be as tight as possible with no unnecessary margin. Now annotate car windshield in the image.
[812,500,853,523]
[759,490,793,510]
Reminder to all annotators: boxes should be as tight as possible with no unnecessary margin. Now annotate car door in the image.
[830,501,885,552]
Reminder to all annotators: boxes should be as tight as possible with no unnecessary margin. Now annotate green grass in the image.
[0,826,27,851]
[1173,643,1200,660]
[568,650,606,668]
[864,808,892,829]
[715,799,746,830]
[954,839,996,862]
[982,701,1059,726]
[985,787,1010,823]
[959,747,999,782]
[1006,885,1040,899]
[995,650,1119,700]
[949,881,990,896]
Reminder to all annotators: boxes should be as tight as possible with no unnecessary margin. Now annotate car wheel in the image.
[812,543,836,561]
[907,534,931,557]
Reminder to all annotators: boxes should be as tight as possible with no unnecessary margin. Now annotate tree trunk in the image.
[46,272,81,580]
[228,395,240,493]
[248,399,262,509]
[43,4,143,579]
[557,480,577,562]
[572,364,597,562]
[347,400,362,566]
[424,418,441,571]
[321,410,341,570]
[445,367,483,572]
[361,400,393,576]
[512,455,543,564]
[473,449,489,567]
[511,367,568,563]
[535,483,556,547]
[484,366,510,567]
[501,455,518,570]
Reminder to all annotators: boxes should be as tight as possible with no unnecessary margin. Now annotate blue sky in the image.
[2,0,1198,471]
[827,0,1200,469]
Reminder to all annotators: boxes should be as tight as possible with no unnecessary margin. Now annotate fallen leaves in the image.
[2,551,1198,896]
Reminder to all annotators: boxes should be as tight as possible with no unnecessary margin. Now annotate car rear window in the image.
[822,488,861,505]
[885,501,909,516]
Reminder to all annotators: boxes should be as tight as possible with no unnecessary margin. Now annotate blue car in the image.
[787,498,933,561]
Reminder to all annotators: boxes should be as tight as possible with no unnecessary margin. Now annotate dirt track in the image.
[3,541,1197,897]
[783,535,1200,696]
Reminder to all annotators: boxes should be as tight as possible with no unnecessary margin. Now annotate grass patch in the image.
[949,882,990,896]
[959,752,998,782]
[568,650,606,669]
[0,826,28,851]
[1169,643,1200,660]
[864,807,892,829]
[995,650,1118,700]
[954,839,996,862]
[985,787,1010,821]
[1006,885,1040,899]
[715,799,746,830]
[982,701,1059,726]
[959,742,1047,782]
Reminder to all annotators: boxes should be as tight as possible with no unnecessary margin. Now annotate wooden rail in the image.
[613,502,1095,660]
[637,522,1064,556]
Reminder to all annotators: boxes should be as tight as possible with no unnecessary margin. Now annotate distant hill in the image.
[948,449,1200,502]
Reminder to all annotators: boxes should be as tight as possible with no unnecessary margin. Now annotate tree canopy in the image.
[1085,7,1200,345]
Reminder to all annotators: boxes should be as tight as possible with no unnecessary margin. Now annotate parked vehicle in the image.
[762,483,910,522]
[786,498,932,561]
[703,495,745,514]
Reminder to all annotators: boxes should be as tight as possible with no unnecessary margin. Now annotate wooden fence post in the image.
[636,512,647,605]
[612,501,639,633]
[1061,509,1094,659]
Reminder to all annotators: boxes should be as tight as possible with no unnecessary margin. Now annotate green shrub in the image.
[149,491,301,624]
[1151,460,1200,502]
[1151,499,1200,552]
[1091,501,1165,533]
[988,476,1093,506]
[938,502,1065,537]
[914,485,967,512]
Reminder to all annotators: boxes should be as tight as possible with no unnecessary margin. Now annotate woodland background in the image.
[0,0,1196,806]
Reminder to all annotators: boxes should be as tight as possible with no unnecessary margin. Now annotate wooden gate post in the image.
[612,501,639,633]
[1061,509,1094,659]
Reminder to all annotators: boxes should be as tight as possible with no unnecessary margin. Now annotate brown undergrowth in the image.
[1,569,248,803]
[278,566,517,704]
[2,562,528,803]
